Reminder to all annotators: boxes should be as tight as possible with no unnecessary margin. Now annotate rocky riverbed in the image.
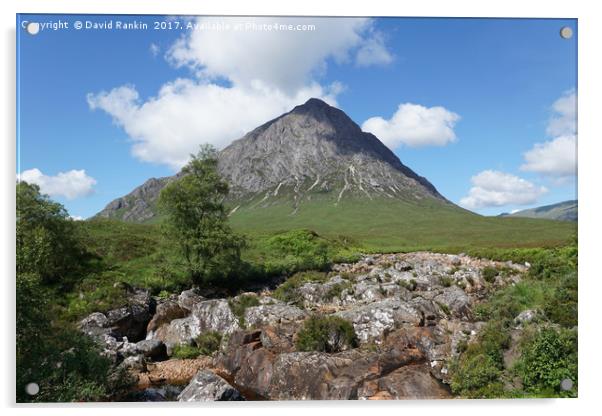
[79,252,527,401]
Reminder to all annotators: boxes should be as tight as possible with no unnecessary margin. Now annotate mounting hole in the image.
[26,22,40,35]
[25,382,40,395]
[560,26,573,39]
[560,378,574,391]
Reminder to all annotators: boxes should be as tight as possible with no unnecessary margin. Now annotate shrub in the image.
[450,353,503,397]
[195,331,223,356]
[171,345,201,359]
[296,315,358,353]
[515,327,577,397]
[266,229,330,271]
[481,267,499,283]
[439,275,454,287]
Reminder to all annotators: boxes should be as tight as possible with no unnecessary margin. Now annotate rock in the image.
[118,354,147,373]
[148,316,199,354]
[178,288,205,311]
[146,301,189,333]
[433,286,472,319]
[104,289,156,341]
[149,299,240,353]
[514,309,538,326]
[137,357,213,389]
[135,339,167,360]
[243,304,307,328]
[79,312,111,339]
[192,299,241,335]
[178,370,244,401]
[359,364,451,399]
[335,299,422,344]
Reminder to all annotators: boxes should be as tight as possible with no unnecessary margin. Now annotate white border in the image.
[2,1,600,415]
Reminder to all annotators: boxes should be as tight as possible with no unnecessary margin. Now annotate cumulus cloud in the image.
[88,17,394,170]
[521,135,577,177]
[521,90,577,178]
[361,103,460,148]
[87,80,341,169]
[459,170,547,210]
[546,89,576,137]
[355,32,394,67]
[19,168,97,200]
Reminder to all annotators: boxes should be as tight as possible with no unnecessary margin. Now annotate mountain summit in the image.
[97,98,448,222]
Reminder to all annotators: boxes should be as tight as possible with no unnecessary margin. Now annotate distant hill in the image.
[499,200,577,222]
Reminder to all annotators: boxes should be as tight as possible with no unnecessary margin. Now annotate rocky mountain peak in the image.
[97,99,447,222]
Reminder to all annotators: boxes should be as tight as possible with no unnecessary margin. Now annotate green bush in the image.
[296,315,358,353]
[265,229,330,272]
[450,353,503,397]
[481,267,499,283]
[171,345,201,359]
[195,331,223,356]
[439,275,454,287]
[516,327,577,397]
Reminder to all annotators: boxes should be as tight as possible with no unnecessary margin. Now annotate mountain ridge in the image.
[499,200,577,222]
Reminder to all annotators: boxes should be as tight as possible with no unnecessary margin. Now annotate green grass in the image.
[229,196,575,252]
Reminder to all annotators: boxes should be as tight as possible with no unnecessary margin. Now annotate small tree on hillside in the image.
[158,145,246,285]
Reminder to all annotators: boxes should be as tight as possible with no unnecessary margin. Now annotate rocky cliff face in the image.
[79,252,528,401]
[96,98,446,222]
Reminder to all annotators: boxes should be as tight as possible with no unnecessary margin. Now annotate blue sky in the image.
[17,15,577,218]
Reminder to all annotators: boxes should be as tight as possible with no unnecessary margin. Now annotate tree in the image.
[16,182,131,402]
[16,181,89,285]
[158,145,246,285]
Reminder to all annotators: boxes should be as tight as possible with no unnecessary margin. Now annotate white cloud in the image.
[521,135,577,177]
[89,17,393,170]
[87,80,341,169]
[70,215,85,221]
[546,89,576,137]
[361,103,460,148]
[19,168,97,200]
[355,32,394,67]
[459,170,547,210]
[521,90,577,178]
[149,43,160,57]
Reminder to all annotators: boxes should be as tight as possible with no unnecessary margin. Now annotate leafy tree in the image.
[17,181,90,285]
[158,145,246,285]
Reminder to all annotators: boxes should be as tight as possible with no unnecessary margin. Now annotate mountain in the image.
[97,98,449,222]
[499,200,577,222]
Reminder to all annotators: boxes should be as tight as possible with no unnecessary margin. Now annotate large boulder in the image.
[103,289,155,342]
[335,299,422,344]
[433,286,472,319]
[178,370,244,401]
[243,304,307,328]
[178,288,205,311]
[358,364,451,400]
[146,300,189,334]
[148,299,240,353]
